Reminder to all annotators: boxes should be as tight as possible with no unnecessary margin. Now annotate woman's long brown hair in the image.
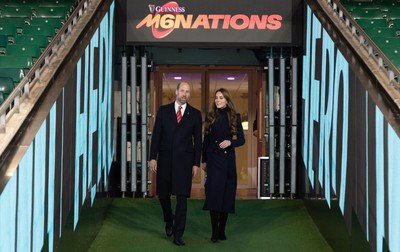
[204,88,238,136]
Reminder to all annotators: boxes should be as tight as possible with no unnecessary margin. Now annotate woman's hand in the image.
[202,163,207,172]
[219,140,231,149]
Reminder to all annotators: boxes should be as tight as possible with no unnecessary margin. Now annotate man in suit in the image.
[149,82,202,246]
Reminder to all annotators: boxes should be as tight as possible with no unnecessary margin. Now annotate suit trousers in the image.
[159,195,187,238]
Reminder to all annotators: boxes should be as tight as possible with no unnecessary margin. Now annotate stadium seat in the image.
[356,18,388,28]
[0,24,17,43]
[1,0,37,6]
[0,34,8,54]
[38,0,75,9]
[0,17,27,35]
[0,77,15,97]
[380,46,400,58]
[377,3,399,13]
[30,17,63,29]
[0,91,4,105]
[351,8,384,19]
[0,68,28,84]
[32,6,71,19]
[22,24,56,38]
[341,1,378,12]
[5,44,41,59]
[14,34,50,49]
[0,17,27,28]
[391,19,400,28]
[372,37,400,48]
[387,8,400,20]
[0,6,32,19]
[0,55,34,68]
[363,27,398,37]
[390,57,400,68]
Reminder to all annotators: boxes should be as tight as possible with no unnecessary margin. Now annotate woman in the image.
[202,88,245,243]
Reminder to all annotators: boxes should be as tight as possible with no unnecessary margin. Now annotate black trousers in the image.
[159,195,187,238]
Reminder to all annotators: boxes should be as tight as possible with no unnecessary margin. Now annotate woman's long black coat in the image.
[202,109,245,213]
[150,102,203,197]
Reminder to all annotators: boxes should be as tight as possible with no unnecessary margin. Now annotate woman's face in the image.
[214,91,227,109]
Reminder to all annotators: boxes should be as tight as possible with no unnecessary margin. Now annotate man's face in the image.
[176,83,190,105]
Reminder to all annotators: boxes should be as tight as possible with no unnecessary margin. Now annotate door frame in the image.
[149,65,261,198]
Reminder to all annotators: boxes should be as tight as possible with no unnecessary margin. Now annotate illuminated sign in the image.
[136,2,283,39]
[127,0,300,45]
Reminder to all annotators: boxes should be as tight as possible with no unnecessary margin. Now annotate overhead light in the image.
[174,76,182,80]
[227,77,235,80]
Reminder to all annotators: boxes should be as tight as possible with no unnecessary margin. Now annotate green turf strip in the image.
[78,198,333,252]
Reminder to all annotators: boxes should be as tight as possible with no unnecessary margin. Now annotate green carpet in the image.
[80,198,332,252]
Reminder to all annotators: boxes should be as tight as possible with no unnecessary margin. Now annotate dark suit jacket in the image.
[150,102,202,197]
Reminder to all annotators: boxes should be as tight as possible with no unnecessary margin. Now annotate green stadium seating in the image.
[0,91,4,105]
[387,8,400,20]
[0,23,17,42]
[391,19,400,29]
[0,6,32,19]
[32,6,71,19]
[351,8,384,19]
[0,76,15,97]
[363,27,398,37]
[341,0,375,6]
[38,0,75,8]
[0,34,7,54]
[380,46,400,58]
[341,1,378,12]
[0,68,28,84]
[0,55,34,68]
[5,44,41,59]
[0,17,27,34]
[372,37,400,48]
[378,3,399,13]
[14,34,50,49]
[22,24,56,38]
[390,57,400,68]
[0,17,27,28]
[0,0,37,5]
[356,18,388,28]
[30,17,63,33]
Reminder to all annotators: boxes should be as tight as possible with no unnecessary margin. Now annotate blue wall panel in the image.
[302,5,400,251]
[0,2,115,251]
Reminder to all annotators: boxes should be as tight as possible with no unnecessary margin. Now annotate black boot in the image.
[218,213,228,240]
[210,211,219,242]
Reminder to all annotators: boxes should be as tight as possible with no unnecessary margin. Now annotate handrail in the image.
[0,0,91,133]
[324,0,400,90]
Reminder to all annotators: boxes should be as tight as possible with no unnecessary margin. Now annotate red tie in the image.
[176,105,182,123]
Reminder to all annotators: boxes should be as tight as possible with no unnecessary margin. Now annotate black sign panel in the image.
[126,0,299,46]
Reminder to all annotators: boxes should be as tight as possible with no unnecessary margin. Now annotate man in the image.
[149,82,202,246]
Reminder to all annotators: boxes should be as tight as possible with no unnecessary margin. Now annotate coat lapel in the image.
[167,103,177,125]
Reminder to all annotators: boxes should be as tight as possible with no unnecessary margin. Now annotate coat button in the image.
[215,141,218,143]
[224,151,227,154]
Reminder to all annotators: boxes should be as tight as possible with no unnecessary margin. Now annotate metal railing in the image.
[324,0,400,91]
[0,0,92,133]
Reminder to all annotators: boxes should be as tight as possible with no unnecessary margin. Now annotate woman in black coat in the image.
[202,88,245,243]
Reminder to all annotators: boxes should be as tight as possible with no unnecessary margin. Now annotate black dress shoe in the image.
[165,223,173,237]
[173,237,185,246]
[219,232,227,240]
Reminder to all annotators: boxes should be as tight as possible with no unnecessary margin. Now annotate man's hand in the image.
[150,159,157,173]
[192,166,199,177]
[202,163,207,172]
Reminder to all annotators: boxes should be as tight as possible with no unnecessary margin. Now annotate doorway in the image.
[150,66,260,199]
